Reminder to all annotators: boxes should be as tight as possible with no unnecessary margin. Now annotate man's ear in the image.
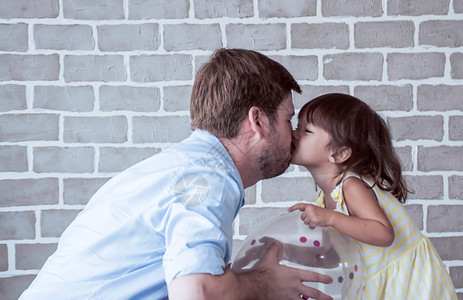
[329,146,352,163]
[247,106,267,136]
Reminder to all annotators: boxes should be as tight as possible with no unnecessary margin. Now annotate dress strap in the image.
[342,172,375,188]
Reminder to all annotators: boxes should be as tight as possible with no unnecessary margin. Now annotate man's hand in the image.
[168,240,333,300]
[249,241,334,300]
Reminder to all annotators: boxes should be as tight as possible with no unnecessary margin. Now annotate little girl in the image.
[289,93,457,299]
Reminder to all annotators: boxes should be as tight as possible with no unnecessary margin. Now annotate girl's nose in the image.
[292,129,299,140]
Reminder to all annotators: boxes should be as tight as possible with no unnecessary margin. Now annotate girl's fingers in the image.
[288,203,307,212]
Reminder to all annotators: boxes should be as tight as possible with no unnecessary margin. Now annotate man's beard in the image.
[258,134,291,180]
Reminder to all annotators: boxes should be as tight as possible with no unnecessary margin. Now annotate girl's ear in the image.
[329,146,352,163]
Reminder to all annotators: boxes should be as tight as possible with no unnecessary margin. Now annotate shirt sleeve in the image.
[161,166,241,285]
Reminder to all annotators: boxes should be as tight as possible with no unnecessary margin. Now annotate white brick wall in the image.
[0,0,462,298]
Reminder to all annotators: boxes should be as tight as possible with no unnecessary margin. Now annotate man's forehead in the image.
[279,95,295,115]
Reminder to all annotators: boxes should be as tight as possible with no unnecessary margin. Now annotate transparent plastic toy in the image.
[231,211,363,299]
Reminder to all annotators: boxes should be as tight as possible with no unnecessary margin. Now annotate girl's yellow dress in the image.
[315,173,457,299]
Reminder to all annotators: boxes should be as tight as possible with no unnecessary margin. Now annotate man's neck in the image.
[219,135,261,189]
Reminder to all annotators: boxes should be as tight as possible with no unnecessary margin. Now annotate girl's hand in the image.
[289,203,334,227]
[289,177,395,247]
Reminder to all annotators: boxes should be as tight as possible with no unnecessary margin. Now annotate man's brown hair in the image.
[190,48,301,138]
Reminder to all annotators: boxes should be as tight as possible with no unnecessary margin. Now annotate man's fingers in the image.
[296,268,334,300]
[259,241,280,264]
[299,285,333,300]
[299,268,333,284]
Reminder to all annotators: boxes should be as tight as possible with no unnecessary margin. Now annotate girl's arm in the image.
[289,177,394,247]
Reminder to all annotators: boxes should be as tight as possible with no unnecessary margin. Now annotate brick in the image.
[34,85,94,112]
[63,0,124,20]
[64,116,128,143]
[226,24,286,51]
[64,55,126,82]
[428,205,463,232]
[417,85,463,111]
[64,177,110,205]
[324,53,383,81]
[41,209,81,238]
[449,176,463,200]
[387,53,445,80]
[132,116,191,143]
[33,147,95,173]
[0,54,59,81]
[418,146,463,171]
[388,0,449,16]
[0,114,59,142]
[0,244,7,271]
[99,147,160,172]
[429,236,463,260]
[450,266,463,289]
[244,185,256,205]
[395,146,413,172]
[0,275,36,300]
[0,23,28,51]
[450,53,463,79]
[98,24,160,51]
[164,24,222,51]
[163,85,192,112]
[194,0,253,18]
[0,85,26,112]
[456,0,463,12]
[0,146,27,172]
[0,178,58,207]
[238,207,288,235]
[292,23,349,50]
[322,0,382,17]
[284,164,296,174]
[419,20,463,47]
[99,85,160,112]
[194,55,211,73]
[258,0,316,18]
[0,211,35,240]
[293,85,350,110]
[128,0,189,19]
[450,116,463,141]
[405,175,443,199]
[0,0,58,18]
[34,25,94,50]
[130,54,192,82]
[404,204,423,230]
[354,85,413,111]
[355,21,414,48]
[16,243,57,270]
[387,116,443,141]
[262,177,317,203]
[269,55,318,81]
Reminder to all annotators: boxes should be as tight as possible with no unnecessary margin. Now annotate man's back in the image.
[20,129,244,299]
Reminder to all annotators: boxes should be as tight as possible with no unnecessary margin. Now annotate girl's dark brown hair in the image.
[299,93,409,202]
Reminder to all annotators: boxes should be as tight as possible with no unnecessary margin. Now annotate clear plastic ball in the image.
[231,211,363,299]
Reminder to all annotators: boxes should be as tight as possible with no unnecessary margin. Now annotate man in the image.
[20,49,333,299]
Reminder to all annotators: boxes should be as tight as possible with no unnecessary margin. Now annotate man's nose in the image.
[292,130,299,140]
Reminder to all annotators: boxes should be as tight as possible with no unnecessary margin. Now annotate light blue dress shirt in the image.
[20,129,245,299]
